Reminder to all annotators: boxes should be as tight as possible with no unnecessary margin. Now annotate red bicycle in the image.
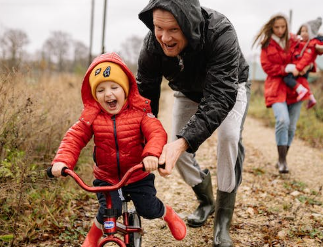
[47,164,161,247]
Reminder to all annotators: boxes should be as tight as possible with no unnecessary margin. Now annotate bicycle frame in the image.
[48,164,145,247]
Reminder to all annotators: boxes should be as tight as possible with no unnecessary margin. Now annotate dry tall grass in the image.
[0,71,86,245]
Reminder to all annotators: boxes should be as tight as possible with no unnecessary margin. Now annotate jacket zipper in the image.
[112,115,121,181]
[177,55,184,72]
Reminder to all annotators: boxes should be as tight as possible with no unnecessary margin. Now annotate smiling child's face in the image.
[95,81,126,115]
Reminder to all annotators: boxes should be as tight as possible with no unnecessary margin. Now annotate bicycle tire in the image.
[127,210,142,247]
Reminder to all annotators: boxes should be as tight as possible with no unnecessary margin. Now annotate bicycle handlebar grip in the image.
[158,164,166,169]
[47,167,54,178]
[61,167,68,177]
[46,166,69,178]
[142,163,166,171]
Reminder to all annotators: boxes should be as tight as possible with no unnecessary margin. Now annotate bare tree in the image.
[0,28,29,69]
[42,31,71,72]
[117,35,144,73]
[72,40,89,73]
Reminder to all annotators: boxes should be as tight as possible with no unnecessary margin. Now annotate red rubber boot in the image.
[306,94,317,110]
[163,205,187,240]
[82,221,103,247]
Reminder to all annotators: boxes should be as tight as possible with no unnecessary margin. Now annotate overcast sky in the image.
[1,0,323,61]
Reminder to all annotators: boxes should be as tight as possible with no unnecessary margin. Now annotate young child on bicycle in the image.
[51,52,186,246]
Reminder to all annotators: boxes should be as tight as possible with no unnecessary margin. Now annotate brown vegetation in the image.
[0,71,88,246]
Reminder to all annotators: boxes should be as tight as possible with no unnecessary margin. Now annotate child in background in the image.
[51,52,186,246]
[296,17,323,109]
[284,17,322,109]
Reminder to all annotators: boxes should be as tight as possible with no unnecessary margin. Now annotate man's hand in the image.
[158,138,188,177]
[52,162,68,177]
[143,156,158,172]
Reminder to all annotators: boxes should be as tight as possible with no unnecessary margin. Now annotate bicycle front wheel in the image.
[127,210,142,247]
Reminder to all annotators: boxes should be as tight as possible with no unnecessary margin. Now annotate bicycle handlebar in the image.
[47,163,165,193]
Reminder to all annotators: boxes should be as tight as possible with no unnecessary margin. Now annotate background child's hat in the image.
[305,17,322,39]
[89,62,130,101]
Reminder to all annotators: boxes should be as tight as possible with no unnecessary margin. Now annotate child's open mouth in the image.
[106,100,117,108]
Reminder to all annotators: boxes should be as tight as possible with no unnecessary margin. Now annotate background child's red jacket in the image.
[292,38,322,72]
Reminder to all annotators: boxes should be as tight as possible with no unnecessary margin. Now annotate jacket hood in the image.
[303,17,322,39]
[80,53,151,123]
[138,0,205,50]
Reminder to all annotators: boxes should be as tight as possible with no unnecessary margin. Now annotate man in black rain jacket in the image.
[137,0,250,246]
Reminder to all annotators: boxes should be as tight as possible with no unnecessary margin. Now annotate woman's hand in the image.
[285,64,296,73]
[143,156,158,172]
[300,64,313,76]
[52,162,68,177]
[285,64,300,77]
[292,68,300,77]
[315,44,323,54]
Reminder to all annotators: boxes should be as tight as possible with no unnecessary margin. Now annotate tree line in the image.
[0,28,143,75]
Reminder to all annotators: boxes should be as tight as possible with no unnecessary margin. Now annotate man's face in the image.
[153,9,188,57]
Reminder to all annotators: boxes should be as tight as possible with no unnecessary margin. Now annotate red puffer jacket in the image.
[261,36,310,107]
[293,38,323,72]
[52,53,167,185]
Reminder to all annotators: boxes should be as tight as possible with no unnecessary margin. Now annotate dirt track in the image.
[140,87,323,247]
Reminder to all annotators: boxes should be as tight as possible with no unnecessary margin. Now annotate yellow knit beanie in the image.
[89,62,129,101]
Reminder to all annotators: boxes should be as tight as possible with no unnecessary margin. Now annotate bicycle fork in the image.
[98,190,138,246]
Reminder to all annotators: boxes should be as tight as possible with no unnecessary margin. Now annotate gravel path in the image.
[139,87,323,247]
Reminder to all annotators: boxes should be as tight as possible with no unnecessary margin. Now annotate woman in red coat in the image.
[253,14,311,174]
[51,52,186,246]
